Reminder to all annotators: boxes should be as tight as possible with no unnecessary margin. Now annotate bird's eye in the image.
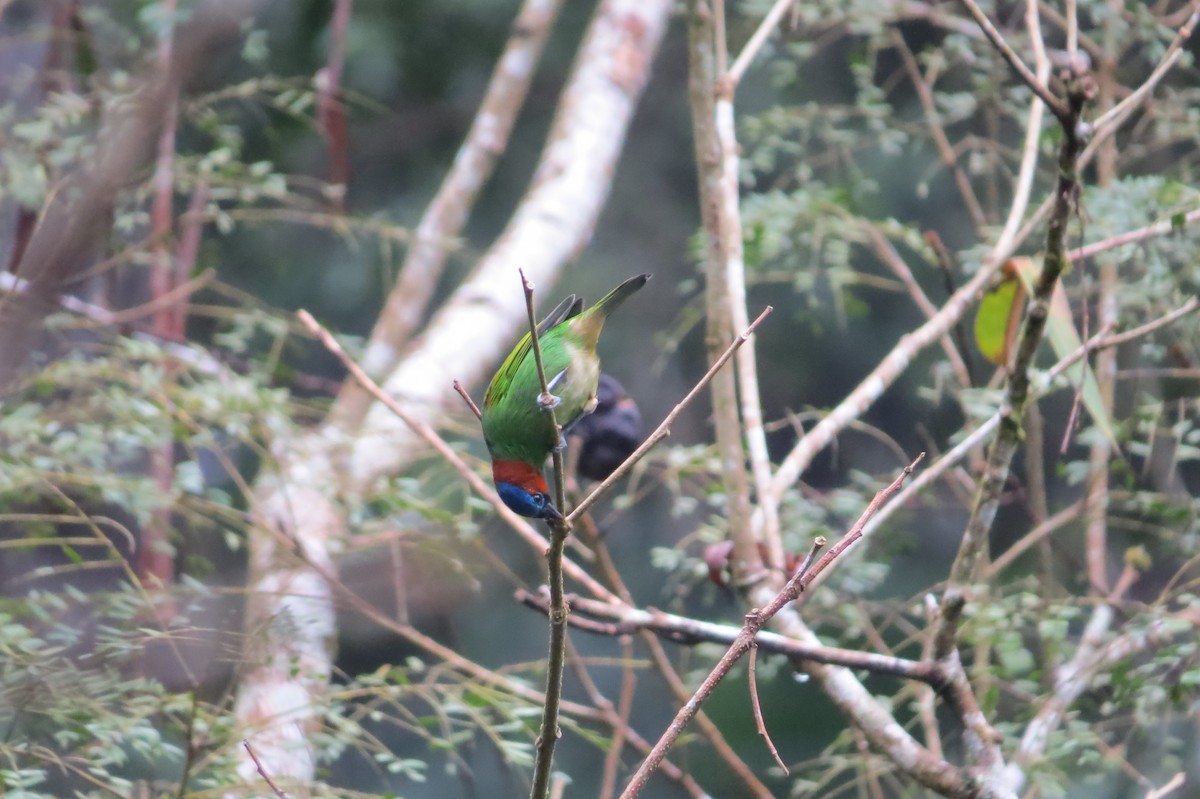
[533,493,548,509]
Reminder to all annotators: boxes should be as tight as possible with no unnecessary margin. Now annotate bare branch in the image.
[242,740,290,799]
[521,590,944,684]
[1069,207,1200,263]
[955,0,1070,121]
[727,0,797,87]
[519,271,572,799]
[748,643,788,773]
[452,379,483,421]
[862,222,972,388]
[1092,2,1200,134]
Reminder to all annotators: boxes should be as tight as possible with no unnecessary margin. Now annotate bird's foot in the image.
[554,433,568,452]
[582,394,598,415]
[538,391,562,412]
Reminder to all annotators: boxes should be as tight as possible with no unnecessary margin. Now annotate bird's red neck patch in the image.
[492,459,548,493]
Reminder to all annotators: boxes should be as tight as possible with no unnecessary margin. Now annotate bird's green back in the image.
[481,274,648,466]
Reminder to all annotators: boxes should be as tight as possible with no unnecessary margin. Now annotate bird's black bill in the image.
[541,502,564,522]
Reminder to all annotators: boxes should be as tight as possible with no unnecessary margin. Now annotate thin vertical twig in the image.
[170,183,208,334]
[747,643,788,773]
[1065,0,1078,58]
[150,0,180,340]
[520,271,573,799]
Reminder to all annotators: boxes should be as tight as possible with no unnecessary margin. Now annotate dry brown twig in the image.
[242,740,289,799]
[747,642,788,774]
[955,0,1069,120]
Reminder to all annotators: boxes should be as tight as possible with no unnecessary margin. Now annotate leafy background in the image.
[2,0,1199,797]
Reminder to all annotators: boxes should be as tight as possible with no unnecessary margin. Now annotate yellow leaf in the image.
[974,262,1024,366]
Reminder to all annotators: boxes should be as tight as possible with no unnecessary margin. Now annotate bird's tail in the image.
[592,273,650,317]
[578,273,650,344]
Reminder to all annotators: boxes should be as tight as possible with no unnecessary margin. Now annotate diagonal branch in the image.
[568,307,773,524]
[946,60,1094,587]
[1091,1,1200,134]
[834,296,1199,586]
[955,0,1070,121]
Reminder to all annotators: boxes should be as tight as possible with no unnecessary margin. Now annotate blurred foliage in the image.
[1,0,1199,797]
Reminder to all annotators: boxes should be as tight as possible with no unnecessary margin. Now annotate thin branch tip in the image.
[453,379,483,421]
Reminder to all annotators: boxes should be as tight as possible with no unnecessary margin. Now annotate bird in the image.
[568,374,643,482]
[481,273,649,520]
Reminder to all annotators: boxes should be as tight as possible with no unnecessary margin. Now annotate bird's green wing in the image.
[484,294,582,409]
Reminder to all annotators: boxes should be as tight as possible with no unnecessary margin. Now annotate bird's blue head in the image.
[492,460,563,521]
